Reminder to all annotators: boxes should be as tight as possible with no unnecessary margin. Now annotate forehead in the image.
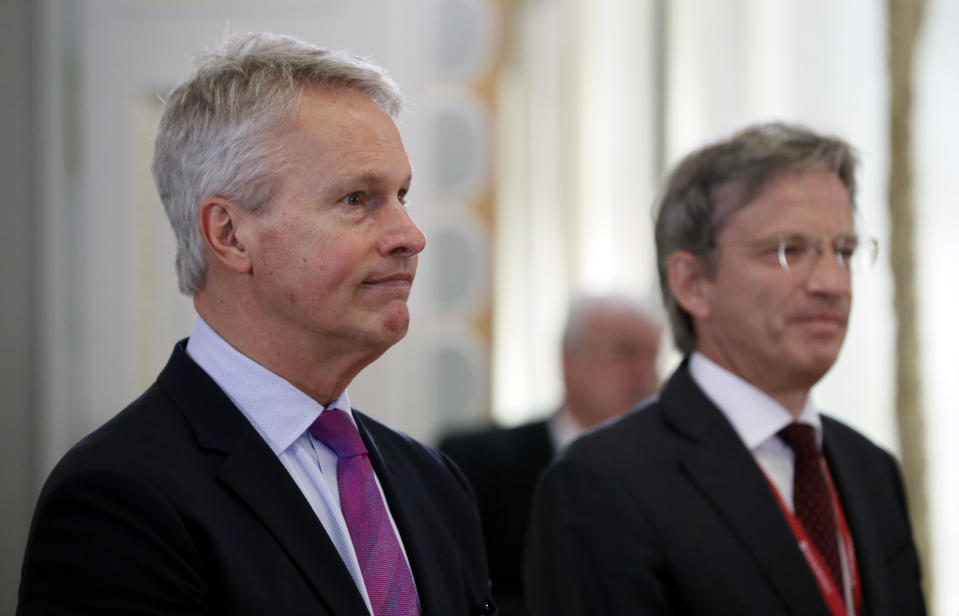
[720,168,853,237]
[283,86,410,177]
[581,309,659,341]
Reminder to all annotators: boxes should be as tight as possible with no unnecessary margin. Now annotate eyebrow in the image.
[314,173,412,204]
[336,172,412,188]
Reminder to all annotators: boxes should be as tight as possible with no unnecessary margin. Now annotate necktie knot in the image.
[778,422,820,461]
[309,409,368,459]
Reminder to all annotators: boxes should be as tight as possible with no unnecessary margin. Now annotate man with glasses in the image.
[524,122,926,615]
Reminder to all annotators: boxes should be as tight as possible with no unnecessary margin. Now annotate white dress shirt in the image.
[688,351,854,611]
[547,406,589,454]
[185,317,412,614]
[688,351,822,511]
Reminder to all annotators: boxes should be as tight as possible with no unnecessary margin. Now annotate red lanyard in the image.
[764,463,861,616]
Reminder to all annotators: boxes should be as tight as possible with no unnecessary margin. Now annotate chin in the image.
[796,353,840,384]
[343,306,410,354]
[379,310,411,345]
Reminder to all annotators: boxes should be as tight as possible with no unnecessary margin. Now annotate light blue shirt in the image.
[185,317,412,615]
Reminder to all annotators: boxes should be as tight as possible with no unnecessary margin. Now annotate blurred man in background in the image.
[441,294,662,614]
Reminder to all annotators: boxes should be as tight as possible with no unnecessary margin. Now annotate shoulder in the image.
[353,409,441,461]
[353,410,476,494]
[35,343,242,520]
[560,394,672,471]
[56,339,239,475]
[20,381,208,611]
[48,381,190,483]
[28,378,212,557]
[439,419,551,459]
[558,360,732,472]
[820,414,905,487]
[819,415,925,611]
[438,419,554,484]
[820,414,902,472]
[820,414,889,453]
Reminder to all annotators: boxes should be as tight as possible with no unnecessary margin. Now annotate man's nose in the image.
[804,245,851,295]
[379,200,427,258]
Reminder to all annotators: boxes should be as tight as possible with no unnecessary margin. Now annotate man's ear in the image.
[197,198,253,275]
[667,251,712,320]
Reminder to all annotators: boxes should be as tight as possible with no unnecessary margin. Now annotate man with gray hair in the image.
[441,293,662,615]
[19,33,495,615]
[524,123,926,615]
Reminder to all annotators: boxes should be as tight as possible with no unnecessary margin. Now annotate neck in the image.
[694,350,811,417]
[562,399,609,431]
[770,390,809,417]
[194,290,379,407]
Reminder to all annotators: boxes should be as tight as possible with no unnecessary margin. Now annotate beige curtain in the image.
[492,0,662,424]
[886,0,931,600]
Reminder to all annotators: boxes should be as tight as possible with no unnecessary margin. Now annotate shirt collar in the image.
[185,316,352,455]
[548,405,588,453]
[688,351,822,450]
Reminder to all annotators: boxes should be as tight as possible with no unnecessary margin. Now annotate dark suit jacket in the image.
[524,361,926,615]
[19,341,496,615]
[440,420,554,614]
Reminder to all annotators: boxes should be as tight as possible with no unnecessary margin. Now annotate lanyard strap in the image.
[764,464,862,616]
[823,465,862,615]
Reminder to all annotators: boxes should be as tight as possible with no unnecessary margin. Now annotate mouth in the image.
[361,272,415,288]
[791,311,848,333]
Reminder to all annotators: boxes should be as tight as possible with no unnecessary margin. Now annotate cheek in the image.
[318,244,368,292]
[257,226,346,294]
[713,277,788,345]
[285,225,347,273]
[761,287,808,344]
[598,362,634,389]
[734,272,787,314]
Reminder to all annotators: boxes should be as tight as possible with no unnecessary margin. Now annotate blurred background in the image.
[1,0,956,612]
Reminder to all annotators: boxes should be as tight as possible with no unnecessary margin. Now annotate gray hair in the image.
[562,293,663,351]
[152,32,403,294]
[653,122,859,354]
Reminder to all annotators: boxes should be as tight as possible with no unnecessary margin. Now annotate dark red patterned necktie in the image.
[778,422,843,588]
[309,409,418,616]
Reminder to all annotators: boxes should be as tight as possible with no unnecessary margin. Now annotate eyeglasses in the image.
[719,233,879,273]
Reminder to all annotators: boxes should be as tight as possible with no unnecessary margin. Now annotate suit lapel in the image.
[158,343,370,616]
[822,418,887,616]
[217,433,371,615]
[664,363,831,616]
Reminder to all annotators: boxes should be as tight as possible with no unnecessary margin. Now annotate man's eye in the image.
[836,246,856,260]
[780,238,809,256]
[398,189,408,205]
[834,239,858,259]
[342,192,363,206]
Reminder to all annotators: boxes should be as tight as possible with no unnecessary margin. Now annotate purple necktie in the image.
[778,422,843,588]
[309,409,418,616]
